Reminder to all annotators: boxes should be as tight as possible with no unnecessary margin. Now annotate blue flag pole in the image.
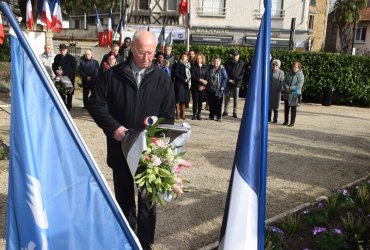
[258,0,271,248]
[218,0,271,248]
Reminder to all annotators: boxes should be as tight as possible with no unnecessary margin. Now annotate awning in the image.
[191,34,234,44]
[244,36,290,48]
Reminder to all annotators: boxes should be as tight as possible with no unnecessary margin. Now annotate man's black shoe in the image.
[233,113,238,118]
[222,112,228,116]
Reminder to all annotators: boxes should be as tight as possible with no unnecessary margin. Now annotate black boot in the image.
[283,101,289,125]
[197,113,202,120]
[192,114,196,120]
[289,106,296,126]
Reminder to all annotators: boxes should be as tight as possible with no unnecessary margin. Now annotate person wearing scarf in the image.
[173,52,191,119]
[206,55,228,122]
[282,61,304,127]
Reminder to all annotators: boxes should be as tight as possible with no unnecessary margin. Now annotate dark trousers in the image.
[284,100,296,124]
[83,87,95,108]
[191,90,204,115]
[268,109,278,122]
[113,166,156,245]
[58,92,73,110]
[207,91,223,119]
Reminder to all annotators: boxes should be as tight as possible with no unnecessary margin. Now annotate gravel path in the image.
[0,91,369,249]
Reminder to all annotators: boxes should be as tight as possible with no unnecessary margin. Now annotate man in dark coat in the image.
[52,44,76,110]
[79,49,99,110]
[88,31,175,250]
[101,44,124,64]
[223,50,246,118]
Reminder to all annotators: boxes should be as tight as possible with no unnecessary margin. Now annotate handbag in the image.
[288,94,299,106]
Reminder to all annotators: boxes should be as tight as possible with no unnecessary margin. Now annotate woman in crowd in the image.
[154,52,171,77]
[269,59,285,123]
[206,55,228,122]
[173,51,192,120]
[99,52,118,76]
[282,61,304,127]
[190,53,208,120]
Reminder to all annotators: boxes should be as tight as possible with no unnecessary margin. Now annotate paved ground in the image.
[0,91,369,249]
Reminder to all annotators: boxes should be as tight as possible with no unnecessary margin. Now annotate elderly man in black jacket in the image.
[223,50,246,118]
[79,49,99,110]
[52,44,76,110]
[88,31,175,250]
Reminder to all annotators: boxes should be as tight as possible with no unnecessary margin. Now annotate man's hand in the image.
[229,79,235,84]
[86,76,92,82]
[113,126,128,142]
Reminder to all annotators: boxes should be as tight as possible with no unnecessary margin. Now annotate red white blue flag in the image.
[219,0,271,249]
[40,0,52,30]
[107,8,113,47]
[95,8,106,47]
[50,0,63,33]
[26,0,34,30]
[0,14,4,44]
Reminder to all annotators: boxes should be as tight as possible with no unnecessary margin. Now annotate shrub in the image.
[172,44,370,106]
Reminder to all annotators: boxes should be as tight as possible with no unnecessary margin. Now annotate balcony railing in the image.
[196,6,227,17]
[254,9,285,19]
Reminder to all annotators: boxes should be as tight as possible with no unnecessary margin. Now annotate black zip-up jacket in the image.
[88,57,175,169]
[224,58,246,88]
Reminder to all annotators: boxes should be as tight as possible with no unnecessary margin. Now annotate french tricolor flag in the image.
[107,8,113,47]
[40,0,52,30]
[50,0,63,33]
[118,16,125,47]
[95,8,106,47]
[0,14,4,45]
[26,0,34,30]
[218,1,271,249]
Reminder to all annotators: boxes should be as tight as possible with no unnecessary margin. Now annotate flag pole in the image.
[258,0,271,248]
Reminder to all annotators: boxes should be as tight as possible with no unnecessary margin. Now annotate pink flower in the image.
[175,159,191,173]
[151,137,158,144]
[145,154,150,161]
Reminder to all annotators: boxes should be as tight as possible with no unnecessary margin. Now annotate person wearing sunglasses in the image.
[269,59,285,123]
[88,31,175,250]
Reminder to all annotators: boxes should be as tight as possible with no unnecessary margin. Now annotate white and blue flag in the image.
[218,1,271,249]
[1,2,141,249]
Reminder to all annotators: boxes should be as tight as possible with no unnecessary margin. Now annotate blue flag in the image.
[219,2,271,250]
[1,2,141,250]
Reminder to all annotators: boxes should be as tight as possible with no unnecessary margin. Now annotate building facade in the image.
[60,0,329,52]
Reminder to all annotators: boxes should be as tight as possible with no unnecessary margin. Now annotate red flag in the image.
[26,0,34,30]
[51,0,63,33]
[178,0,188,15]
[95,8,106,47]
[0,14,4,45]
[107,9,113,47]
[40,0,52,30]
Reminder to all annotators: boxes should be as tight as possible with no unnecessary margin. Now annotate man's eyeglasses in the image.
[133,46,155,59]
[272,64,278,67]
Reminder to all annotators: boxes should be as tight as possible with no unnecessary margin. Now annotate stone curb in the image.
[198,174,369,250]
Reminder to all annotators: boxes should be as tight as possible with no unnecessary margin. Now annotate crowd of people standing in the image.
[39,36,304,126]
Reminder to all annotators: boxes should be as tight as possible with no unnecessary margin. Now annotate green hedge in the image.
[172,44,370,107]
